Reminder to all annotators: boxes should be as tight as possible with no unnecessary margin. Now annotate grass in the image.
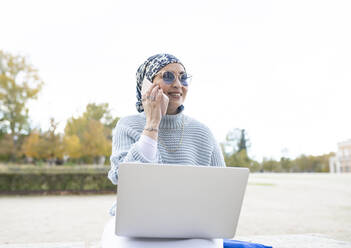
[248,182,276,186]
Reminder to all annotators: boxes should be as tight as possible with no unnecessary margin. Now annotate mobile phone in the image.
[141,78,169,116]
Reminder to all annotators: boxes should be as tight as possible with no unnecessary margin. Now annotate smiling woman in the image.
[107,53,225,189]
[103,53,226,247]
[152,63,189,115]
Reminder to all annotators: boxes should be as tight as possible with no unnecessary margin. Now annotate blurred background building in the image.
[329,139,351,173]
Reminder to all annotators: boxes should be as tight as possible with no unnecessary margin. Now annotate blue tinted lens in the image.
[180,73,189,86]
[163,71,175,84]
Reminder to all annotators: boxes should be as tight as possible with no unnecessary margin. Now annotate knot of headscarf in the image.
[135,53,185,113]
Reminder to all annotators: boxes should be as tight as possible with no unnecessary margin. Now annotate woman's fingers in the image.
[143,84,163,127]
[145,82,158,96]
[149,85,160,101]
[156,88,163,101]
[143,83,158,101]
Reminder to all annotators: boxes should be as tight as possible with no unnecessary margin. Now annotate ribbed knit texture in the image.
[107,111,226,215]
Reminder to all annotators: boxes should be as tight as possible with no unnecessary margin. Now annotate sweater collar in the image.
[159,112,184,129]
[141,111,184,129]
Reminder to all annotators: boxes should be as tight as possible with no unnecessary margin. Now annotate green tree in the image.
[21,130,41,161]
[0,134,15,161]
[258,153,333,173]
[292,153,332,172]
[39,118,64,164]
[64,103,118,164]
[221,128,253,169]
[238,129,247,152]
[82,119,111,162]
[63,135,82,159]
[83,103,119,127]
[226,149,251,167]
[0,50,43,160]
[261,158,281,172]
[221,128,241,155]
[21,118,64,164]
[280,157,292,172]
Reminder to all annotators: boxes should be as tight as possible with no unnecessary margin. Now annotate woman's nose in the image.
[172,77,182,88]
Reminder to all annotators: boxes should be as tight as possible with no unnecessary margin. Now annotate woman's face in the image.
[152,63,188,115]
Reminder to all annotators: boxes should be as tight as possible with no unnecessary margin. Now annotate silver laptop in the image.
[115,163,249,239]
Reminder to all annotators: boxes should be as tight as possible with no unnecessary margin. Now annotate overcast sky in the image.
[1,0,351,161]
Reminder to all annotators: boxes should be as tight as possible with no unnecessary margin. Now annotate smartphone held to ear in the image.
[141,78,169,116]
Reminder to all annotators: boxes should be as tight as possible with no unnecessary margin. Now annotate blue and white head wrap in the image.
[135,53,185,113]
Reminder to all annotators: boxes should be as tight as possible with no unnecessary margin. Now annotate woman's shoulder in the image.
[185,115,208,129]
[115,113,146,129]
[184,115,215,138]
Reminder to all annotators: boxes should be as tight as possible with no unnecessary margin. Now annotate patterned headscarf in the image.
[135,53,185,113]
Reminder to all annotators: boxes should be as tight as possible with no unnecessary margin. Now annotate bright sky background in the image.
[1,0,351,161]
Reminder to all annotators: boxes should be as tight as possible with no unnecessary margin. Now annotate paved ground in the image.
[1,173,350,246]
[0,234,350,248]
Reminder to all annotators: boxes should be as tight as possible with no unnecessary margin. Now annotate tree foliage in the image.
[63,135,81,159]
[21,118,64,164]
[21,131,41,160]
[0,134,16,161]
[0,50,43,159]
[221,128,257,170]
[17,103,119,165]
[221,128,332,173]
[63,103,118,164]
[259,153,332,172]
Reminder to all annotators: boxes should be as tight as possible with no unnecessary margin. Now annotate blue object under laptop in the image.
[223,239,272,248]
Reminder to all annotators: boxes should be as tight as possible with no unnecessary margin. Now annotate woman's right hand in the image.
[142,83,164,130]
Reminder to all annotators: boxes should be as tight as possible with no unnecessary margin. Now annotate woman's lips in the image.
[167,92,182,99]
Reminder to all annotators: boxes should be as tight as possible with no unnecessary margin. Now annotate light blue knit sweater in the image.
[107,111,226,215]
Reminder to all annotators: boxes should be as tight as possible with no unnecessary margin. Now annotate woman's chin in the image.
[169,101,182,108]
[168,97,183,105]
[166,103,182,114]
[168,95,182,101]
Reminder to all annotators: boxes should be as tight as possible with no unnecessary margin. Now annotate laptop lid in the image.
[115,163,249,239]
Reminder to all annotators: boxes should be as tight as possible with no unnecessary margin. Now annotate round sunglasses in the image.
[155,71,192,86]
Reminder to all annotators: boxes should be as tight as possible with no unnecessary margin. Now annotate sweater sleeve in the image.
[108,123,160,185]
[210,140,226,167]
[136,134,158,161]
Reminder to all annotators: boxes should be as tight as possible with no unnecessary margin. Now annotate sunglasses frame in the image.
[155,70,192,86]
